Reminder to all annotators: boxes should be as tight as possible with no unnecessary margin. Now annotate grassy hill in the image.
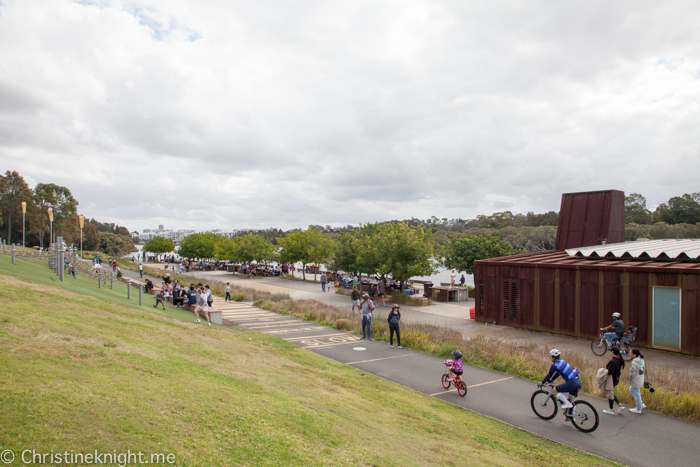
[0,256,613,466]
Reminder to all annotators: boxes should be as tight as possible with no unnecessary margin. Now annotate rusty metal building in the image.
[473,190,700,356]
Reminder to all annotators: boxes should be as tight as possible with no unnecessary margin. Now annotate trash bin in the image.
[469,307,476,319]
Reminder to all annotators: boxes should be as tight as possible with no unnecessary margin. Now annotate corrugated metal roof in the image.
[566,239,700,261]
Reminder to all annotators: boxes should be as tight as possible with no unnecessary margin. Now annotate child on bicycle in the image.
[445,350,464,382]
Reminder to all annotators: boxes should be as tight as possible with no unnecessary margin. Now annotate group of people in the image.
[538,314,649,416]
[350,289,403,349]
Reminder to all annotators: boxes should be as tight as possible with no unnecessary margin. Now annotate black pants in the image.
[390,326,401,346]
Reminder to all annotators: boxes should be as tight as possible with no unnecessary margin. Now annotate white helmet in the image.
[612,312,621,318]
[549,349,561,359]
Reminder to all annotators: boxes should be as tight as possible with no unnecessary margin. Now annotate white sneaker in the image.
[617,405,625,413]
[207,322,211,326]
[629,408,642,414]
[642,403,647,409]
[195,319,200,323]
[603,409,615,415]
[560,402,573,409]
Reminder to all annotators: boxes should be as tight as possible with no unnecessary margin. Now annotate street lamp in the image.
[79,215,84,260]
[47,207,53,246]
[21,201,26,247]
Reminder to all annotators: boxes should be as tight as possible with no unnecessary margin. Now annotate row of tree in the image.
[0,171,136,255]
[145,223,520,289]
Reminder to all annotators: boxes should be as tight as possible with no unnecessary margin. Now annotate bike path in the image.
[220,302,700,467]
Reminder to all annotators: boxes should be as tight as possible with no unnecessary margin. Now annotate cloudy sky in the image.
[1,0,699,232]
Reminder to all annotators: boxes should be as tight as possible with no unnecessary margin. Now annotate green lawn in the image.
[0,256,614,466]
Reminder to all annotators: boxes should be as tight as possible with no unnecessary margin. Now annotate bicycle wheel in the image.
[441,374,451,389]
[530,390,557,420]
[570,400,599,433]
[591,338,608,356]
[620,344,634,362]
[457,381,467,397]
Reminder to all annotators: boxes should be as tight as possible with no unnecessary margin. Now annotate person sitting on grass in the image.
[154,290,166,310]
[172,285,185,308]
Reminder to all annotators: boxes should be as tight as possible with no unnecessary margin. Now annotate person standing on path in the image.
[450,270,456,286]
[225,282,232,302]
[603,347,625,415]
[320,272,327,292]
[351,287,361,311]
[388,305,402,349]
[628,349,646,414]
[368,282,376,302]
[359,294,374,340]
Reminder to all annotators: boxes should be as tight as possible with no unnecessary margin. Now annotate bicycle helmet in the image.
[549,349,561,359]
[451,350,463,358]
[612,312,621,318]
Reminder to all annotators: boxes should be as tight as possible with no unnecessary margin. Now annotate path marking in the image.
[429,376,513,396]
[246,322,319,329]
[301,340,363,349]
[347,354,418,365]
[285,333,345,341]
[267,327,327,334]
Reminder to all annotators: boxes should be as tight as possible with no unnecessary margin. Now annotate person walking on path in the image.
[359,294,374,340]
[320,272,327,292]
[603,347,625,415]
[629,349,647,414]
[368,282,376,302]
[225,282,232,302]
[388,305,402,349]
[351,287,361,311]
[377,279,386,307]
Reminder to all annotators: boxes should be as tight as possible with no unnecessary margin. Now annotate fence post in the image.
[58,237,64,282]
[98,273,102,288]
[127,282,131,300]
[110,273,114,289]
[11,244,15,265]
[139,284,143,306]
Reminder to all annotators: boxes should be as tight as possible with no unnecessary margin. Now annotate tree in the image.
[33,182,78,248]
[143,236,175,256]
[625,193,652,225]
[83,219,101,251]
[232,233,275,264]
[214,236,237,261]
[329,233,359,273]
[654,193,700,225]
[443,235,520,275]
[0,171,35,245]
[278,229,333,281]
[98,232,137,256]
[177,233,218,259]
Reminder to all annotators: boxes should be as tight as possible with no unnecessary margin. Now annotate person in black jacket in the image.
[603,347,626,415]
[172,285,185,308]
[387,305,403,349]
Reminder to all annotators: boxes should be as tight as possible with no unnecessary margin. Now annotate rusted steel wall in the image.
[555,190,625,250]
[474,259,700,356]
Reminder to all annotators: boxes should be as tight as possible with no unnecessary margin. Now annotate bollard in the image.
[11,244,15,265]
[127,282,131,300]
[98,275,102,288]
[58,237,64,282]
[139,284,143,306]
[110,273,113,290]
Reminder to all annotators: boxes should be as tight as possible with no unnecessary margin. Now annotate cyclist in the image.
[139,264,143,278]
[538,349,581,410]
[445,350,464,383]
[600,312,625,347]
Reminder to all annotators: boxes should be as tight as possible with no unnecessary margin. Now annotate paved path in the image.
[219,300,700,467]
[139,262,700,375]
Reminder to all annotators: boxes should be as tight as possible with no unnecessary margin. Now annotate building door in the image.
[652,287,681,351]
[503,279,517,324]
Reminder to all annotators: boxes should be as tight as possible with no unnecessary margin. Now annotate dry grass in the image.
[256,297,700,423]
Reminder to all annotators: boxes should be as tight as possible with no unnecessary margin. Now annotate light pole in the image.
[79,214,84,260]
[21,201,26,247]
[48,207,53,246]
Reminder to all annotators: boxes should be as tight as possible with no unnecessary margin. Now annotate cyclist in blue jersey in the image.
[538,349,582,410]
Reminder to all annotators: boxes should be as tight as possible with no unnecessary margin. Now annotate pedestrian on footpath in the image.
[628,349,647,414]
[205,285,213,307]
[603,347,625,415]
[225,282,232,302]
[351,286,361,311]
[450,270,456,286]
[377,279,386,307]
[320,272,327,292]
[359,294,374,340]
[388,305,402,349]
